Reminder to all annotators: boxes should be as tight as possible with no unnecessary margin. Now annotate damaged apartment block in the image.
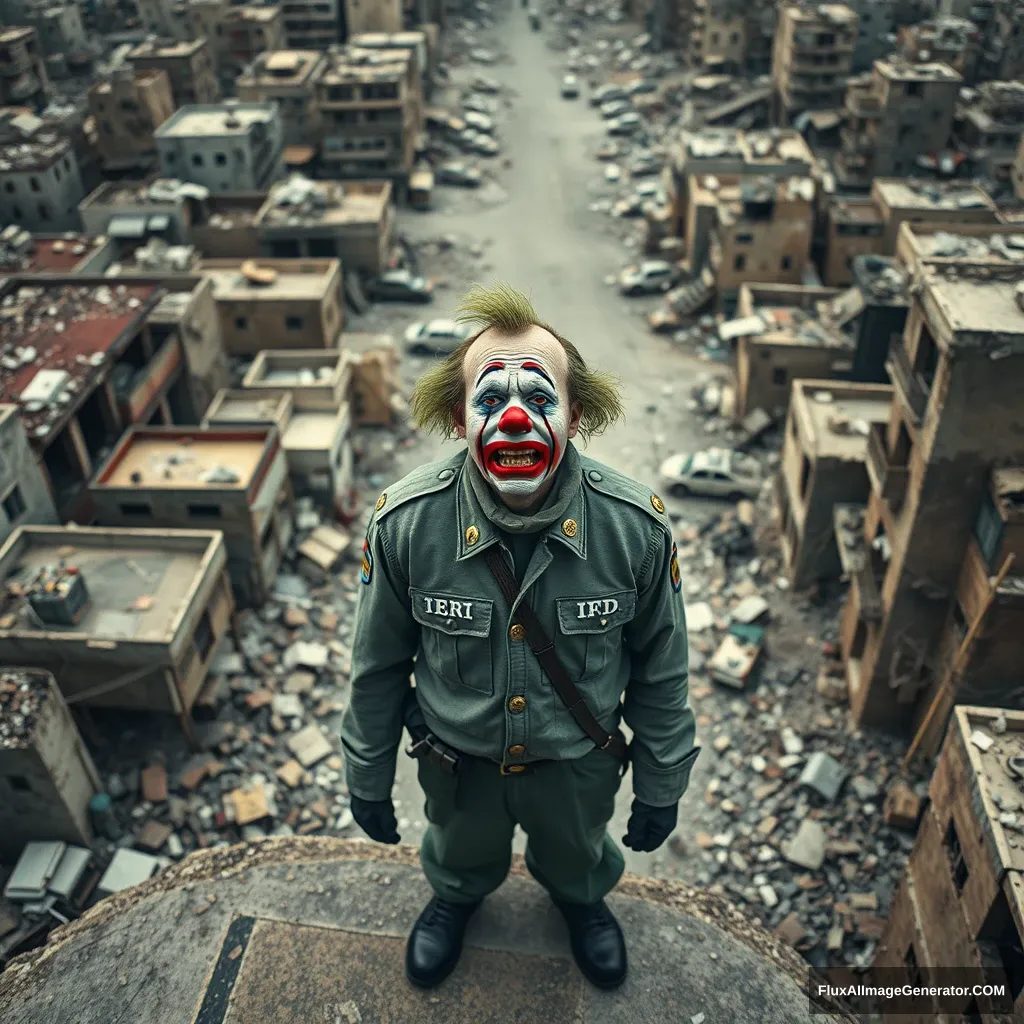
[0,526,233,737]
[0,278,207,521]
[89,425,294,607]
[838,225,1024,739]
[777,379,893,592]
[0,667,101,855]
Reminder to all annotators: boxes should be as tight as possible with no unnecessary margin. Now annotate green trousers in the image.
[417,748,626,905]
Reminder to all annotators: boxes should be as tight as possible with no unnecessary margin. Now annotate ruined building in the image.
[836,59,961,189]
[954,80,1024,183]
[88,68,176,175]
[0,27,48,111]
[898,15,980,83]
[772,2,858,125]
[838,225,1024,736]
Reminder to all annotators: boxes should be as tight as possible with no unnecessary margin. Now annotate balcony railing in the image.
[886,343,929,425]
[865,422,909,513]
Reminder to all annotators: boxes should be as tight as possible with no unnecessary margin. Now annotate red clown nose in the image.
[497,406,532,433]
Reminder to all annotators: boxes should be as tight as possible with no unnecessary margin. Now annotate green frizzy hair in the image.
[409,282,625,441]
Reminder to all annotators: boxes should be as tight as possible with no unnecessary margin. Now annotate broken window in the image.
[735,233,754,244]
[733,253,746,271]
[187,503,222,519]
[235,316,247,330]
[772,367,788,387]
[2,484,26,523]
[285,315,304,330]
[799,455,811,499]
[118,502,152,518]
[781,255,792,271]
[944,819,969,893]
[913,323,939,390]
[194,609,215,662]
[975,491,1004,570]
[906,81,923,97]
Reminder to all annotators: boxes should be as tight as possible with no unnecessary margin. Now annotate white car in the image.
[471,134,501,156]
[600,99,631,119]
[404,319,473,354]
[618,259,679,295]
[608,111,643,136]
[464,110,495,134]
[658,448,764,500]
[561,74,580,98]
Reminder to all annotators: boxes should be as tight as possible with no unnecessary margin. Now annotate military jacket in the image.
[341,448,698,807]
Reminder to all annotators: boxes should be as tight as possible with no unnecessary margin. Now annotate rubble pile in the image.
[0,670,50,748]
[86,494,383,861]
[664,504,928,970]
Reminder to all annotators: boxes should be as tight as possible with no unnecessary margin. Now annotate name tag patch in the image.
[422,595,475,620]
[575,598,619,619]
[360,537,373,585]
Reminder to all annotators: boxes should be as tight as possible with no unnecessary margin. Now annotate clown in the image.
[342,283,698,992]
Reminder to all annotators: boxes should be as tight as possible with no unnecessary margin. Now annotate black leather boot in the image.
[405,896,481,988]
[552,897,628,989]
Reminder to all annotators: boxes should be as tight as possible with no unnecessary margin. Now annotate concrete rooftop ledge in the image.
[0,838,855,1024]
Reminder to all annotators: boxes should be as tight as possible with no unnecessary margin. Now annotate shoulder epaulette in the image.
[580,455,672,530]
[373,450,464,523]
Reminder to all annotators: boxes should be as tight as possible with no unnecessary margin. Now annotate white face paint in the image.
[460,327,578,504]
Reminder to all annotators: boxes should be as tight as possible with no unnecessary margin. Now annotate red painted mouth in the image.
[483,440,551,478]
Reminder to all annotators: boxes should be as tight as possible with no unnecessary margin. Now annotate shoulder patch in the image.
[581,456,672,531]
[360,535,373,584]
[669,542,681,593]
[374,451,464,523]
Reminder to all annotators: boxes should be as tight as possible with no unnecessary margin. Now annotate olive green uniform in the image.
[341,447,697,905]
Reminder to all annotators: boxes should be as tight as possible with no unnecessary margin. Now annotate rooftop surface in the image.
[829,199,882,225]
[156,104,278,139]
[872,179,994,212]
[205,391,291,424]
[128,38,206,59]
[240,50,324,87]
[876,58,960,82]
[793,382,893,460]
[96,432,268,489]
[0,527,216,642]
[0,281,157,444]
[925,275,1024,340]
[201,262,336,301]
[257,179,390,228]
[0,839,855,1024]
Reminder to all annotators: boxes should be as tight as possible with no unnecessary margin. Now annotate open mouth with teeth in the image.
[483,440,550,478]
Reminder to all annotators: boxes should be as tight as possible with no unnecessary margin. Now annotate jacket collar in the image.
[455,455,587,561]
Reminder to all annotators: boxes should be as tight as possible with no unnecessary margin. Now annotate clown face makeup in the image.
[460,328,579,504]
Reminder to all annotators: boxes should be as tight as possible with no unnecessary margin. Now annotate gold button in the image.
[508,744,525,755]
[375,492,387,511]
[508,696,527,713]
[651,494,665,513]
[509,623,526,640]
[465,525,480,546]
[506,764,526,773]
[561,518,577,537]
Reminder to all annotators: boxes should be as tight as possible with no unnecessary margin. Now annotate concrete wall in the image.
[0,671,99,854]
[0,406,58,543]
[736,338,854,418]
[0,150,84,232]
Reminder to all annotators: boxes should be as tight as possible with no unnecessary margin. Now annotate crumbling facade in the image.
[0,123,84,233]
[127,40,220,109]
[280,0,341,51]
[837,59,961,189]
[0,27,48,111]
[899,15,980,83]
[777,379,893,591]
[772,2,858,125]
[88,69,176,174]
[838,229,1024,734]
[874,706,1023,1019]
[954,80,1024,182]
[345,0,402,36]
[707,175,817,313]
[237,51,326,149]
[871,179,998,251]
[316,44,422,185]
[823,197,884,286]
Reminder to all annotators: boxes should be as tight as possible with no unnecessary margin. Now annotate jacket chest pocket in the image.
[411,589,494,695]
[555,590,637,683]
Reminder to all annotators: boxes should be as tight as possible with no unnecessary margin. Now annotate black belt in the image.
[406,732,552,776]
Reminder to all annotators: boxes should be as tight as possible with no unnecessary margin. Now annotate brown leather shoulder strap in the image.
[483,546,628,762]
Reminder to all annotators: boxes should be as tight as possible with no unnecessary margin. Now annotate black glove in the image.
[622,799,678,853]
[350,796,400,844]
